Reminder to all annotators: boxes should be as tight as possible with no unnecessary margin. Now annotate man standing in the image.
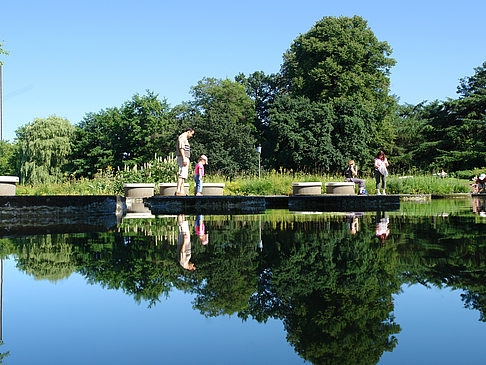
[176,127,195,196]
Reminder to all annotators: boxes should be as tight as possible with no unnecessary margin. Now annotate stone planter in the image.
[123,183,155,198]
[292,182,322,196]
[202,183,225,196]
[0,176,19,196]
[158,183,189,196]
[325,182,356,195]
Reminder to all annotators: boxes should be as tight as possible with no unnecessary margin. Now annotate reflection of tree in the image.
[2,210,486,363]
[239,220,402,364]
[14,235,78,281]
[189,220,259,316]
[75,232,185,306]
[394,214,486,322]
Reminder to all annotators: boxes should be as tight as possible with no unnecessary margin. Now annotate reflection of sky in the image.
[380,284,486,364]
[4,258,305,364]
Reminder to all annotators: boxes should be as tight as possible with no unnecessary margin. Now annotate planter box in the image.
[158,183,189,196]
[325,182,355,195]
[123,183,155,198]
[0,176,19,196]
[202,183,225,196]
[292,182,322,196]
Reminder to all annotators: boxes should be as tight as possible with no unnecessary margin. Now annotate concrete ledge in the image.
[145,195,264,215]
[289,195,400,212]
[264,195,290,209]
[292,182,322,195]
[0,195,124,237]
[124,183,155,198]
[0,176,19,196]
[158,183,189,196]
[202,183,225,196]
[325,182,355,195]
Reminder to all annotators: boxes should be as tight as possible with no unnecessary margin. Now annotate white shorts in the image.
[177,156,189,179]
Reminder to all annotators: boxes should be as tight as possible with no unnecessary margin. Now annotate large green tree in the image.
[16,116,75,184]
[276,15,397,169]
[281,16,396,105]
[71,91,177,177]
[187,78,258,176]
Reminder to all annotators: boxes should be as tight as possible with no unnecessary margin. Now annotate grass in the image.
[15,170,472,196]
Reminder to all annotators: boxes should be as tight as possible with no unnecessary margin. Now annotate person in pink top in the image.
[374,150,389,195]
[194,155,208,196]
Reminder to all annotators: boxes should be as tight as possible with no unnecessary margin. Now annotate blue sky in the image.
[1,0,485,142]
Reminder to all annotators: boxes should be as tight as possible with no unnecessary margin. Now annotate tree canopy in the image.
[71,91,176,176]
[16,116,74,184]
[187,78,259,176]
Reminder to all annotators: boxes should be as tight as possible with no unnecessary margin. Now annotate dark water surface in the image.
[0,197,485,364]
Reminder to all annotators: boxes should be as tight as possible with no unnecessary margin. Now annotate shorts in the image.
[177,156,189,179]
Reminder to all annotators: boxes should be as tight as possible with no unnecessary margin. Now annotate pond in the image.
[0,197,485,364]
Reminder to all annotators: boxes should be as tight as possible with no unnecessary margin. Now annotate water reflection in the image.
[0,198,485,364]
[178,214,196,271]
[375,211,390,243]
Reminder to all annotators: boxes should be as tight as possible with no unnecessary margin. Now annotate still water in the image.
[0,197,485,364]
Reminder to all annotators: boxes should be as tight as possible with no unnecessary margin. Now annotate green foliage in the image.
[71,91,177,177]
[188,78,258,176]
[262,16,398,172]
[0,140,18,175]
[281,16,396,103]
[385,175,469,194]
[395,61,486,172]
[16,116,75,184]
[268,95,336,170]
[454,168,486,180]
[15,155,177,195]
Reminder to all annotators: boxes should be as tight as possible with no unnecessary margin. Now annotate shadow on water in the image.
[0,196,485,364]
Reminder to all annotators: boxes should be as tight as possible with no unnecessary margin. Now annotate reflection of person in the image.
[344,160,366,195]
[195,215,209,245]
[472,197,486,217]
[177,214,196,271]
[194,155,208,196]
[374,151,389,195]
[375,211,390,243]
[346,212,364,234]
[176,128,195,196]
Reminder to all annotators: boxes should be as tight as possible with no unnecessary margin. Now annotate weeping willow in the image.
[17,116,74,184]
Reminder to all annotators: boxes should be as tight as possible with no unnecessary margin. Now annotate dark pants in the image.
[374,170,386,190]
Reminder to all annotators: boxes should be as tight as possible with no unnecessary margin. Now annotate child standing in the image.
[194,155,208,196]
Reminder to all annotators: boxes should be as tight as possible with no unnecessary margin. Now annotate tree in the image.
[0,140,18,175]
[402,61,486,172]
[281,16,395,104]
[280,16,397,157]
[188,78,258,176]
[267,95,336,170]
[71,91,177,177]
[16,116,74,184]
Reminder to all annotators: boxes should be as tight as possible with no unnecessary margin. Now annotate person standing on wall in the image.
[175,127,195,196]
[374,150,389,195]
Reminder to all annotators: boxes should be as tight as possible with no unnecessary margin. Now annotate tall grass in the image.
[15,169,471,196]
